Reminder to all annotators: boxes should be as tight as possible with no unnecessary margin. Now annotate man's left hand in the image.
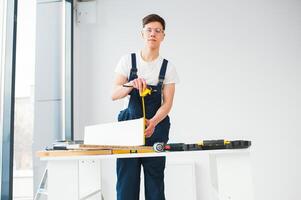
[145,119,156,138]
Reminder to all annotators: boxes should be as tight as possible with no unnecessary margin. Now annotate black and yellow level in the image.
[153,140,251,152]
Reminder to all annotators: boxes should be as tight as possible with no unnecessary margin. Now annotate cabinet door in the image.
[165,161,197,200]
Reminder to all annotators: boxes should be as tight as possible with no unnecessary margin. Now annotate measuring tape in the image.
[140,88,152,145]
[123,84,153,145]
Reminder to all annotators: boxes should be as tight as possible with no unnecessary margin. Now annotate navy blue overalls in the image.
[116,53,170,200]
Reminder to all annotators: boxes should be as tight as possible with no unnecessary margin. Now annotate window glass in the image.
[13,0,35,199]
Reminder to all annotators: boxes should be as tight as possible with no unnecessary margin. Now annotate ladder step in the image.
[34,169,48,200]
[36,189,48,195]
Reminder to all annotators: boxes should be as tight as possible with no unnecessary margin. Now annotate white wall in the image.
[74,0,301,199]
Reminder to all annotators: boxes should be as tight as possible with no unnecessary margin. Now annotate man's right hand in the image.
[131,78,147,94]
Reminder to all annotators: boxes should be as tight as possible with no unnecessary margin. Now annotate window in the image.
[13,0,36,199]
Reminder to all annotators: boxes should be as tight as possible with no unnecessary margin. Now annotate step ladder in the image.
[34,168,48,200]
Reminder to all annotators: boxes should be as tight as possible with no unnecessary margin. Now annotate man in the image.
[112,14,179,200]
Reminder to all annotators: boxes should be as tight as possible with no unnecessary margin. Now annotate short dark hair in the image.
[142,14,166,30]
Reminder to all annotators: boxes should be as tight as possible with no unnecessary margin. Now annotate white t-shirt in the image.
[115,52,180,85]
[115,52,180,107]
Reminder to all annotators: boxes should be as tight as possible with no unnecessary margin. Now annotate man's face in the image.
[142,22,165,49]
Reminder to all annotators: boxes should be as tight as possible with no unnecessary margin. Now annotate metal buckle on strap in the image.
[131,69,137,74]
[130,70,137,79]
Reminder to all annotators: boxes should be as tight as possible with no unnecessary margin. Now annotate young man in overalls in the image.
[112,14,179,200]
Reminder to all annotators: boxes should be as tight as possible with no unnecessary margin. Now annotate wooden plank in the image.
[36,149,112,157]
[37,146,155,157]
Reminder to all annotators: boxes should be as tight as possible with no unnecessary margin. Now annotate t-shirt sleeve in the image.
[114,54,131,79]
[164,61,180,84]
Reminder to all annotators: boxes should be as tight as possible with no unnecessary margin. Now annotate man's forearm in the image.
[150,102,172,125]
[111,85,132,100]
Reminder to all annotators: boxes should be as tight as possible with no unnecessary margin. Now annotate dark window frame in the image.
[65,0,74,141]
[1,0,18,199]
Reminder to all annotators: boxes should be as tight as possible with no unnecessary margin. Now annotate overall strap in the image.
[129,53,137,81]
[158,59,168,88]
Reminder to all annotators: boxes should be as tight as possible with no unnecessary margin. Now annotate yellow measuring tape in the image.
[140,88,152,145]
